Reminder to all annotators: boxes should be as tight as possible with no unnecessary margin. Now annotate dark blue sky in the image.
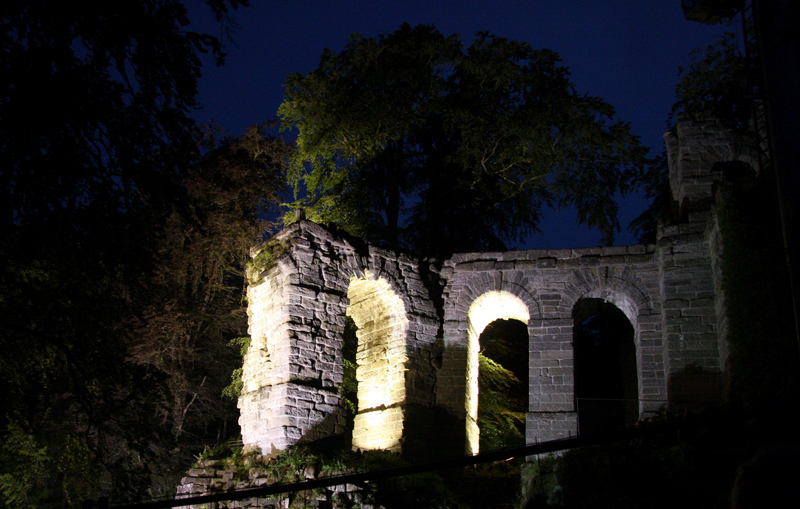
[188,0,733,250]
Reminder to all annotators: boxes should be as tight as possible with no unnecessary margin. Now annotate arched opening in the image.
[466,291,530,454]
[572,298,638,435]
[346,273,408,452]
[477,319,528,452]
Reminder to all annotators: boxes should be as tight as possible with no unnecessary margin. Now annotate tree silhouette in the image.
[280,23,648,258]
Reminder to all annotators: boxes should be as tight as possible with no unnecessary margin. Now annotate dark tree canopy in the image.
[280,23,648,258]
[0,1,293,504]
[1,0,251,229]
[670,32,753,133]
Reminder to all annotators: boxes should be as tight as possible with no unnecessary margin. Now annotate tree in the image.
[280,23,648,258]
[130,124,289,434]
[0,1,278,504]
[669,32,753,133]
[477,319,528,452]
[127,124,289,491]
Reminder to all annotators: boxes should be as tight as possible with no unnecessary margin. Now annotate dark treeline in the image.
[0,1,290,505]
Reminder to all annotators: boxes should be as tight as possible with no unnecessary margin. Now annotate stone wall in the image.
[176,456,367,508]
[438,245,664,447]
[239,223,440,455]
[663,114,759,397]
[238,115,752,456]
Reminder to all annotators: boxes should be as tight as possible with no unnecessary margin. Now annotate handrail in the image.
[108,407,769,509]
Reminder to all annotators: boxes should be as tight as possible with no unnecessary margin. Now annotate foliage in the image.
[670,32,753,132]
[247,239,290,281]
[222,337,251,401]
[628,151,672,244]
[340,316,360,415]
[0,1,291,503]
[58,435,101,508]
[478,319,528,452]
[125,123,290,486]
[632,32,752,243]
[550,442,702,508]
[518,456,558,508]
[280,23,648,257]
[194,441,239,463]
[194,444,463,509]
[336,450,460,509]
[0,422,51,509]
[478,354,526,451]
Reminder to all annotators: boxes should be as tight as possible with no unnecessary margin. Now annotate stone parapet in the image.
[664,114,757,215]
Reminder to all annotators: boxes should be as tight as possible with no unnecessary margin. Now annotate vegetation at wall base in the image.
[170,407,800,509]
[182,442,520,509]
[522,408,800,509]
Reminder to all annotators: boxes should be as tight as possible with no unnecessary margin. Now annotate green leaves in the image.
[476,319,529,452]
[1,2,282,502]
[478,353,526,450]
[280,24,647,257]
[0,423,50,509]
[671,32,752,132]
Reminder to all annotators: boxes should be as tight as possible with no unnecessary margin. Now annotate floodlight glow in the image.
[347,272,408,452]
[465,291,530,454]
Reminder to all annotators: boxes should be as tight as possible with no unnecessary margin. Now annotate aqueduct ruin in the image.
[238,116,755,457]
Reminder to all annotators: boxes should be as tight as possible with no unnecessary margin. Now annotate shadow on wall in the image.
[292,401,465,463]
[668,363,722,413]
[296,403,351,452]
[402,404,466,462]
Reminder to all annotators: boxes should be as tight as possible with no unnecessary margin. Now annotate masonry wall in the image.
[438,246,664,446]
[239,222,440,454]
[239,115,750,456]
[662,114,759,402]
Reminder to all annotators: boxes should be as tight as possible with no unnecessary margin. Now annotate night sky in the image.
[187,0,732,250]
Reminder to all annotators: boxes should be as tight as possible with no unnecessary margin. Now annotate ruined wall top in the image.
[664,114,757,214]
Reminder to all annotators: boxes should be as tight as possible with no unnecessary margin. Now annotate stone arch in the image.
[448,275,542,332]
[440,272,540,453]
[465,290,530,454]
[346,270,409,452]
[563,267,664,418]
[572,296,639,434]
[563,268,652,328]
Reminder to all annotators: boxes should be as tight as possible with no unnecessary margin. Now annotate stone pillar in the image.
[238,223,355,454]
[527,316,578,443]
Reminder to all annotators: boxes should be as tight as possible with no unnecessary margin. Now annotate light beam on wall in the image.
[347,271,409,452]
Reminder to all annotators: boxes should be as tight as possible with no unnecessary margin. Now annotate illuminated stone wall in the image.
[439,246,666,447]
[240,115,746,456]
[347,275,409,452]
[239,222,439,454]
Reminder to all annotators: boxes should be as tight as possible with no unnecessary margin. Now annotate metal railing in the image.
[102,405,776,509]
